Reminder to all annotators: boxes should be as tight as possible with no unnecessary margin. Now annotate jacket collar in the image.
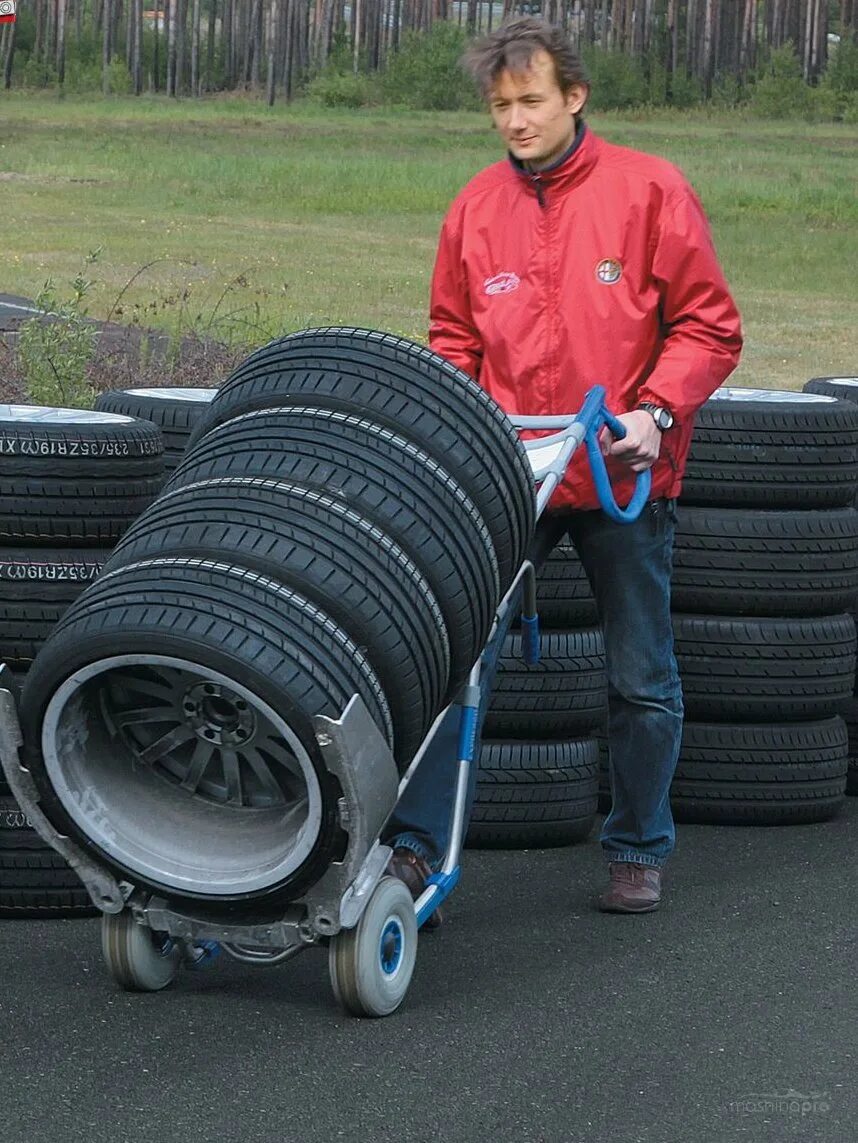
[509,122,597,198]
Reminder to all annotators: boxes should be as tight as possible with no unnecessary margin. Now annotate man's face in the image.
[488,49,588,170]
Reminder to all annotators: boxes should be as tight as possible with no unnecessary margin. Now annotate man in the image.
[383,17,742,916]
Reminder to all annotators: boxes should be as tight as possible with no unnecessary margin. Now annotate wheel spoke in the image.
[114,705,175,728]
[220,750,244,804]
[241,746,290,803]
[179,738,215,793]
[138,724,196,766]
[110,672,177,702]
[257,734,305,779]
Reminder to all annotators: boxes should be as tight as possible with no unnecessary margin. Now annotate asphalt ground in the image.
[1,289,852,1137]
[0,295,48,329]
[1,801,856,1143]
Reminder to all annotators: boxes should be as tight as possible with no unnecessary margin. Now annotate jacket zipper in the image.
[531,173,546,208]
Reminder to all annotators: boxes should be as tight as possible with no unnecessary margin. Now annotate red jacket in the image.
[429,126,743,510]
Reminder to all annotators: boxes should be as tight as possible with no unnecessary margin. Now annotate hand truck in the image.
[0,385,649,1017]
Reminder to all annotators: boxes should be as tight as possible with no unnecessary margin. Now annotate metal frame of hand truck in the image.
[0,385,649,1015]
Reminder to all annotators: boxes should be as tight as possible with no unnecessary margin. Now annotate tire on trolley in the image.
[328,875,418,1017]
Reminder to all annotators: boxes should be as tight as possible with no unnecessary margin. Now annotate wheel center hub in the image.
[183,682,256,747]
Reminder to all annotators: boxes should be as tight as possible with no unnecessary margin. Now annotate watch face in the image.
[655,408,673,430]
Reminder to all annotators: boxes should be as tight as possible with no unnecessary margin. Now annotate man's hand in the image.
[599,410,663,473]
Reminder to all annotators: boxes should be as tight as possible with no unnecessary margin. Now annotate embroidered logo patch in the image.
[595,259,623,285]
[484,272,521,296]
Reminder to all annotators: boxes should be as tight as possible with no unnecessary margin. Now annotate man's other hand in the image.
[599,410,662,473]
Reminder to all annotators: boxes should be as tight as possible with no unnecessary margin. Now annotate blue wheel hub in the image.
[379,919,404,975]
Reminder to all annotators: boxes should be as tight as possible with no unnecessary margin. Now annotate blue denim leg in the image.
[383,517,565,867]
[567,498,683,869]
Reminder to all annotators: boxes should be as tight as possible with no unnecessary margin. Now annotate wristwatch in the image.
[637,402,675,431]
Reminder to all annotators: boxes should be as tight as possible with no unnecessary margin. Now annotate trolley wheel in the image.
[328,875,418,1017]
[101,911,181,992]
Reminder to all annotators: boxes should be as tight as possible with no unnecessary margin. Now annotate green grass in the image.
[2,93,857,388]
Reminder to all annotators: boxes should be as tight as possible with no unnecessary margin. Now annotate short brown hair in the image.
[463,17,590,100]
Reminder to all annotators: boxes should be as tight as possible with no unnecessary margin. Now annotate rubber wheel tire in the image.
[840,696,858,796]
[167,405,496,694]
[466,738,599,848]
[20,558,395,913]
[673,613,856,722]
[529,539,598,629]
[0,406,165,544]
[104,479,450,761]
[682,388,858,509]
[101,910,181,991]
[803,377,858,403]
[0,799,96,917]
[188,327,535,589]
[671,506,858,617]
[95,387,217,471]
[328,875,418,1017]
[0,547,110,667]
[483,629,607,738]
[670,719,848,825]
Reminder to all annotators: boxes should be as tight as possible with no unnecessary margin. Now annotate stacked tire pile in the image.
[18,329,535,919]
[0,406,165,917]
[669,387,858,825]
[467,540,605,849]
[801,374,858,796]
[94,387,217,478]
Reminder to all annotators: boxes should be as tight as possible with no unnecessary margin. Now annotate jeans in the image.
[383,498,683,871]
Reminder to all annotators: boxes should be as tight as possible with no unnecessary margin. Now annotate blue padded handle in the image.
[577,386,651,523]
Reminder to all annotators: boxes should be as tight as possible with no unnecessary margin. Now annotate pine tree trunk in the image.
[686,0,697,79]
[166,0,176,93]
[665,0,676,92]
[205,0,216,90]
[153,1,160,89]
[702,0,713,93]
[191,0,200,93]
[133,0,143,91]
[126,0,134,67]
[283,0,294,99]
[175,0,186,93]
[102,0,112,93]
[250,0,262,86]
[3,18,16,89]
[266,0,277,103]
[221,0,232,89]
[56,0,67,84]
[352,0,361,70]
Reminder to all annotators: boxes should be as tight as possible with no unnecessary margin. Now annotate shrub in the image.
[381,23,481,111]
[841,91,858,123]
[582,47,648,111]
[17,252,102,410]
[822,36,858,96]
[749,42,814,118]
[303,69,377,108]
[816,38,858,119]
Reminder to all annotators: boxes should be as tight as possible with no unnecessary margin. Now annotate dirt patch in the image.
[0,322,244,405]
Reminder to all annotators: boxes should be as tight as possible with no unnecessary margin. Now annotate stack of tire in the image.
[466,540,606,850]
[801,374,858,797]
[18,329,535,919]
[668,386,858,825]
[0,405,165,917]
[94,387,218,478]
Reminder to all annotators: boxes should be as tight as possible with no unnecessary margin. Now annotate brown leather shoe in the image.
[598,862,662,914]
[386,847,443,930]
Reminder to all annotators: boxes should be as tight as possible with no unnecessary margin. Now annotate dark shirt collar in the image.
[509,121,597,195]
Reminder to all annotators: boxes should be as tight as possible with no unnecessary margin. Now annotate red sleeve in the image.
[428,213,483,381]
[638,183,743,420]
